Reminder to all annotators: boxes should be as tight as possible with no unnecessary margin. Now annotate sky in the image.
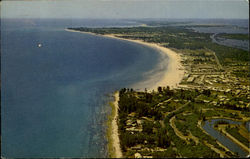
[1,0,249,19]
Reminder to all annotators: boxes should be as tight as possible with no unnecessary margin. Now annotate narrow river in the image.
[210,34,249,51]
[202,118,249,157]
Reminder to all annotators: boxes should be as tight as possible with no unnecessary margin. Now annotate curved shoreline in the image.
[65,28,184,91]
[102,34,184,91]
[65,28,185,158]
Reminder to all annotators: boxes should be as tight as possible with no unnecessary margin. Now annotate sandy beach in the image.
[104,34,184,91]
[110,92,123,158]
[66,28,184,91]
[66,28,185,158]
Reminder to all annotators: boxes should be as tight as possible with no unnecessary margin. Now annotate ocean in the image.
[1,19,165,157]
[2,18,248,158]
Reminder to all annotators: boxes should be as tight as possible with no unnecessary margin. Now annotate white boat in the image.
[38,43,42,48]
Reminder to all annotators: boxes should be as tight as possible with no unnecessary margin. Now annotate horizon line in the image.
[1,17,249,20]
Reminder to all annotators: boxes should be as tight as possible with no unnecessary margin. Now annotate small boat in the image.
[38,43,42,48]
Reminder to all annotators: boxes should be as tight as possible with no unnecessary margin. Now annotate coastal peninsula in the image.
[67,24,249,158]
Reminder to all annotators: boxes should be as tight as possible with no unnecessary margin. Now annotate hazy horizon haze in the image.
[1,0,249,19]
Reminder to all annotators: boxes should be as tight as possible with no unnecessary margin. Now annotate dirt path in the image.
[203,141,228,158]
[170,116,200,145]
[170,116,189,144]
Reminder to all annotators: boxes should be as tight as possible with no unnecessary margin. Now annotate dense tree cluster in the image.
[114,86,243,157]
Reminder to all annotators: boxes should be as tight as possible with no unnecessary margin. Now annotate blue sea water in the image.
[1,19,164,157]
[3,18,247,158]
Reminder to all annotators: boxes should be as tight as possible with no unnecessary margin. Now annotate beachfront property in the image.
[69,22,250,158]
